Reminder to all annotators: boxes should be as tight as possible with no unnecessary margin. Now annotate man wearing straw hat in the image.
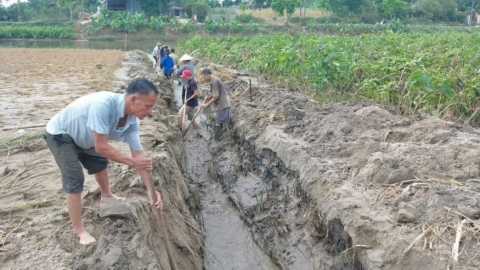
[175,54,195,87]
[201,69,230,141]
[44,78,163,245]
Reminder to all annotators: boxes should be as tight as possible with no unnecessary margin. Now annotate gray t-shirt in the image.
[176,62,195,85]
[210,75,230,111]
[46,91,142,151]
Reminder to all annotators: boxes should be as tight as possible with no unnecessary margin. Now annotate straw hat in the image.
[179,54,193,62]
[156,42,162,46]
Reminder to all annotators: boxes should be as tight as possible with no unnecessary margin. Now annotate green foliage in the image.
[0,25,75,39]
[184,2,210,22]
[87,11,167,33]
[135,0,170,17]
[250,22,259,32]
[236,13,256,23]
[149,16,166,31]
[56,0,74,20]
[178,33,480,124]
[177,21,198,33]
[382,0,408,18]
[204,16,217,32]
[271,0,299,21]
[306,21,411,34]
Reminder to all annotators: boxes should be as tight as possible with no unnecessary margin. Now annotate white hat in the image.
[179,54,193,62]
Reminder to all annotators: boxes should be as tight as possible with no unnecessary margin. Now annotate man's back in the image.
[161,56,174,73]
[211,76,230,111]
[170,53,179,66]
[46,91,140,150]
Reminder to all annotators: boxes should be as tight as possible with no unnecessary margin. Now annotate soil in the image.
[183,60,480,269]
[0,50,203,270]
[2,47,480,270]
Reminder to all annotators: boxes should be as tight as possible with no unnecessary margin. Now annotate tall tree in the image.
[382,0,407,18]
[271,0,299,24]
[57,0,75,20]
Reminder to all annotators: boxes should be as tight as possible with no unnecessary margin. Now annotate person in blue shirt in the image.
[44,78,163,245]
[160,49,175,80]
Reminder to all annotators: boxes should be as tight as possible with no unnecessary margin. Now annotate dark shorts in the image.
[44,132,108,193]
[215,108,230,124]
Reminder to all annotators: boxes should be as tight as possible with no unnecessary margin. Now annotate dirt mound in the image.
[1,51,203,270]
[193,62,480,269]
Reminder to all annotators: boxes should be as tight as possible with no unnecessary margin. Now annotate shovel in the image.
[182,100,207,137]
[181,85,188,133]
[146,171,179,270]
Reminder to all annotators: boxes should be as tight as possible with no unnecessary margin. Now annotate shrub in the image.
[184,2,210,22]
[236,13,255,23]
[204,16,217,32]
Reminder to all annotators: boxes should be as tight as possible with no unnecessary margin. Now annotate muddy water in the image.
[0,39,176,53]
[175,83,280,270]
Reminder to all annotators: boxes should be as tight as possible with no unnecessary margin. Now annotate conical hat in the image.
[179,54,193,62]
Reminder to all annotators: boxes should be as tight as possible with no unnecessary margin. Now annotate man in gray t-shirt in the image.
[45,78,163,245]
[201,69,231,140]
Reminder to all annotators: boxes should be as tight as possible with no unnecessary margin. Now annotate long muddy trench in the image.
[174,82,281,270]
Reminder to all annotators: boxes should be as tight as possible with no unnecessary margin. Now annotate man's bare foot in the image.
[77,230,96,245]
[101,193,125,202]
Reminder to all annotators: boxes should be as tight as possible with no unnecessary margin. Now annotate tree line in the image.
[0,0,477,23]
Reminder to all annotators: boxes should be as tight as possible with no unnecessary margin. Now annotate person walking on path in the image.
[44,78,163,245]
[152,43,163,68]
[160,49,175,80]
[177,70,199,130]
[175,54,195,87]
[170,48,179,67]
[200,69,231,141]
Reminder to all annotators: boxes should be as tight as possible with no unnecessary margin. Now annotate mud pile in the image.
[1,51,203,270]
[190,62,480,269]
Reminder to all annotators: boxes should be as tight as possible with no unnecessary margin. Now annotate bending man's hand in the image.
[132,156,153,171]
[148,190,163,210]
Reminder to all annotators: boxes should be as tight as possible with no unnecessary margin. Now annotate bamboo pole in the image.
[146,171,178,270]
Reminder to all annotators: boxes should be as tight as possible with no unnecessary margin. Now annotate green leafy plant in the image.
[178,33,480,124]
[0,25,75,39]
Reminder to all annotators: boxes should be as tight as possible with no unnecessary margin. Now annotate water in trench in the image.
[174,82,280,270]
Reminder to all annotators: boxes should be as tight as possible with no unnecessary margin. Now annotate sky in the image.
[1,0,29,7]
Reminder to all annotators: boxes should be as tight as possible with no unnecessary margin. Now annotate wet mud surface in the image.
[2,49,480,270]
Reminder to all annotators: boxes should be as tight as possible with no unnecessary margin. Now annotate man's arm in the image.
[185,89,200,103]
[203,82,219,108]
[203,95,218,108]
[131,150,163,209]
[175,65,186,76]
[93,132,152,170]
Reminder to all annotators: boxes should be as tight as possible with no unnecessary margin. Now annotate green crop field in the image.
[179,33,480,124]
[0,25,75,39]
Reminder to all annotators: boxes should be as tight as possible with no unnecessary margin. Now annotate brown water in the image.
[0,38,177,53]
[178,81,281,270]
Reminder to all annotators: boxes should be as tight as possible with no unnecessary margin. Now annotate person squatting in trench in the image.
[44,78,163,245]
[200,68,231,141]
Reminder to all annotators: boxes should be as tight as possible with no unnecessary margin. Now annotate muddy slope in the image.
[192,63,480,270]
[1,51,203,270]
